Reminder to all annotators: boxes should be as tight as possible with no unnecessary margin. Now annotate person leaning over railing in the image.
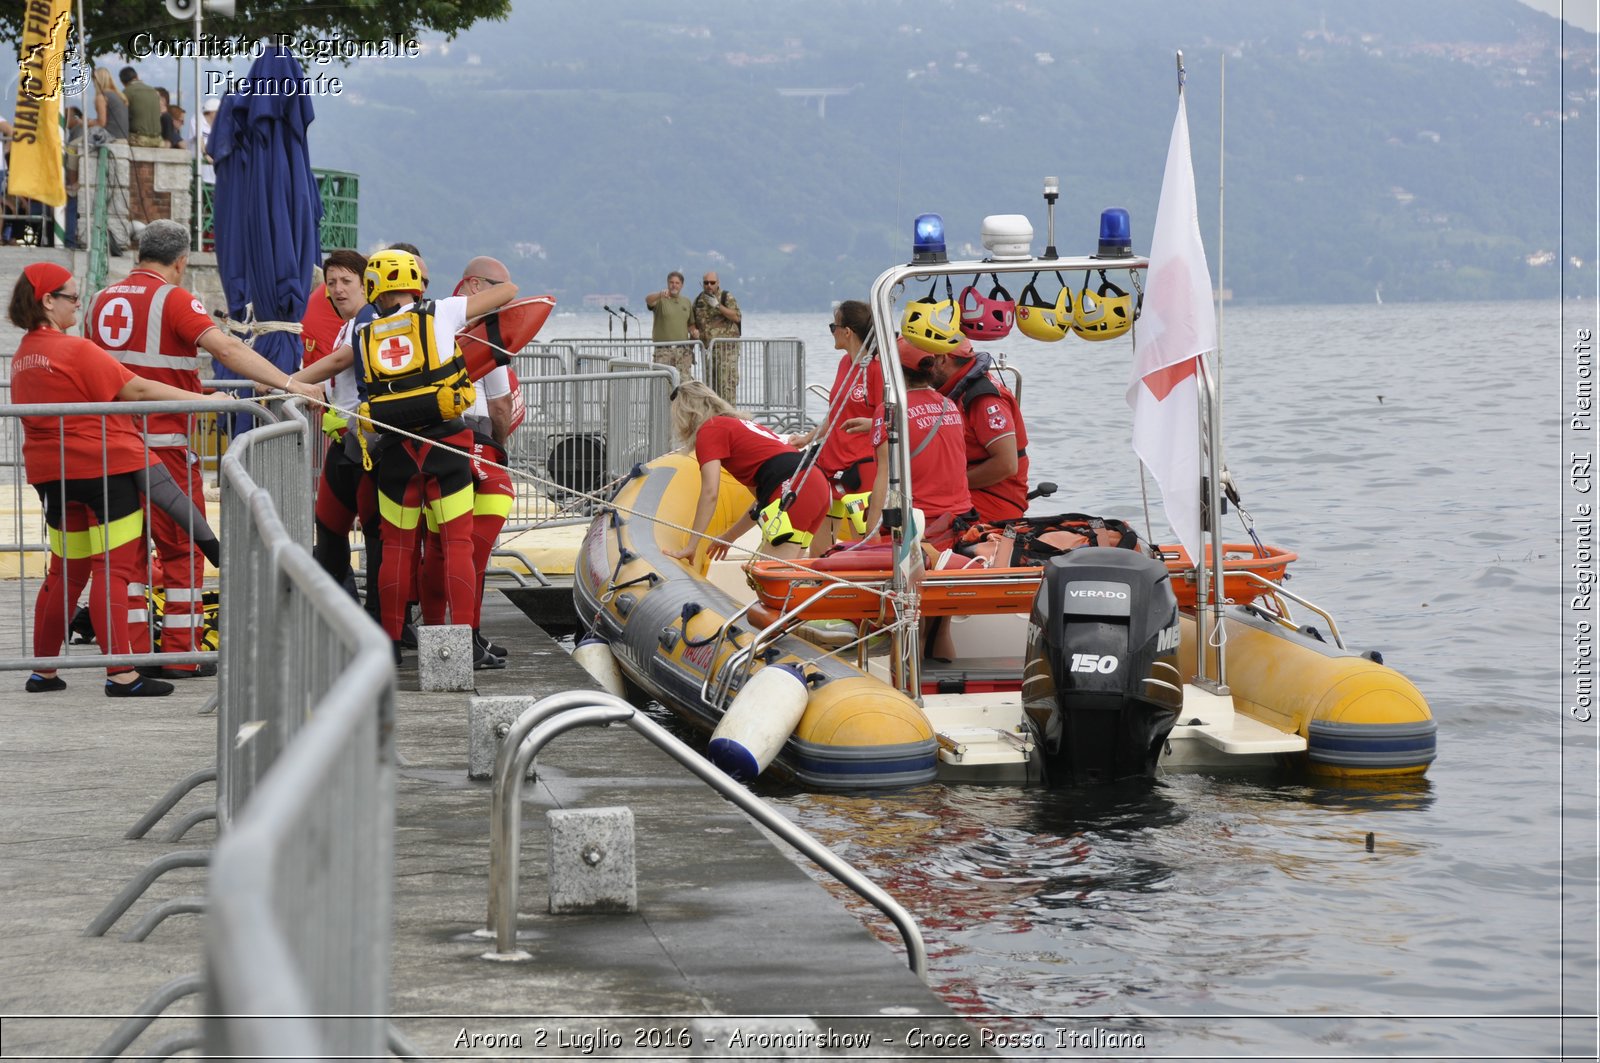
[9,262,227,697]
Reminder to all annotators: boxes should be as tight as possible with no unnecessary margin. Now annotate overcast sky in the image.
[1517,0,1598,31]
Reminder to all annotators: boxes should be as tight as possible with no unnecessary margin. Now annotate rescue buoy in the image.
[708,663,809,781]
[456,295,556,382]
[572,632,627,698]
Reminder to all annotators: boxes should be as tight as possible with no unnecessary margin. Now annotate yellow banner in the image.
[8,0,72,207]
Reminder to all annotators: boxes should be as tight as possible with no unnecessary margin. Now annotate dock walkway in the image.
[0,591,985,1058]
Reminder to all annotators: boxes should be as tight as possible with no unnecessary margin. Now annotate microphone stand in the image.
[602,305,618,341]
[619,307,638,342]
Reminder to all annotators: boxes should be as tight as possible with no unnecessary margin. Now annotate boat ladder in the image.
[482,691,929,979]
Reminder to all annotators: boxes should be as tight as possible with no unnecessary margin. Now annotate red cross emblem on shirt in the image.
[103,304,131,337]
[378,336,412,370]
[96,297,135,348]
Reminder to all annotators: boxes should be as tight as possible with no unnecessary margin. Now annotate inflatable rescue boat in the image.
[568,213,1435,790]
[573,452,939,790]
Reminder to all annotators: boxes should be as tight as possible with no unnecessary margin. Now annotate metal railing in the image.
[503,364,675,524]
[215,409,321,823]
[314,169,360,250]
[86,404,398,1059]
[484,691,928,979]
[198,166,358,253]
[0,399,280,677]
[705,337,809,432]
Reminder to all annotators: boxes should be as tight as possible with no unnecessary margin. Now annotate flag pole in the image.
[1175,52,1207,673]
[1217,53,1226,441]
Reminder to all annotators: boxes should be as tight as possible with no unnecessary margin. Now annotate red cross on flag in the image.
[378,335,415,372]
[1126,91,1215,562]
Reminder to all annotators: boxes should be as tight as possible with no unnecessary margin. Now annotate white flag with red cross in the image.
[1127,91,1216,562]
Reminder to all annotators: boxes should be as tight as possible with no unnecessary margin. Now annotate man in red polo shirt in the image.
[926,338,1031,523]
[86,219,322,677]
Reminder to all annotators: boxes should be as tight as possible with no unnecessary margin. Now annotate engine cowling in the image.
[1022,547,1183,785]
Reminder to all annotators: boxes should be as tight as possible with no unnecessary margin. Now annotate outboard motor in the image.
[1022,547,1182,786]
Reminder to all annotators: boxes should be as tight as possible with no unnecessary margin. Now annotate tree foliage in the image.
[2,0,511,59]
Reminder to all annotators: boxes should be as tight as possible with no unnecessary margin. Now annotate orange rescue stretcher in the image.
[746,542,1298,622]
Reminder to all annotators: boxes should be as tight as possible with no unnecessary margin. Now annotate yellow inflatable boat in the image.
[572,453,939,790]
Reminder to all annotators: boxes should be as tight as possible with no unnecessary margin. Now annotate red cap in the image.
[897,335,975,370]
[896,336,931,370]
[23,262,72,300]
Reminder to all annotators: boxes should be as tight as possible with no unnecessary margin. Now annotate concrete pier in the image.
[0,590,987,1057]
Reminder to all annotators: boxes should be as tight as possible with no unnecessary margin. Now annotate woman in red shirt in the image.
[861,337,977,549]
[785,299,881,548]
[9,263,212,697]
[663,381,830,562]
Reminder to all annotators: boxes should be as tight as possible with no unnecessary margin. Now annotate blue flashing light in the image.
[912,212,947,264]
[1096,207,1133,258]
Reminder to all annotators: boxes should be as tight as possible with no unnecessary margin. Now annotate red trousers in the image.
[132,447,208,662]
[419,436,513,629]
[33,475,143,676]
[375,432,477,641]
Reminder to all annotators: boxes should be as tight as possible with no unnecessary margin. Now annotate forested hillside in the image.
[112,0,1600,306]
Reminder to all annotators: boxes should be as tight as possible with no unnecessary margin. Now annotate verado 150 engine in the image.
[1022,547,1182,786]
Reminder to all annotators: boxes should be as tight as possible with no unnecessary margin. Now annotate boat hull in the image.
[1177,609,1436,778]
[572,454,938,791]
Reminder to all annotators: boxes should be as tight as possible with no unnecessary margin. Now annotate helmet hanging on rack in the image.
[1073,270,1140,341]
[959,274,1015,341]
[1015,271,1072,342]
[901,277,963,355]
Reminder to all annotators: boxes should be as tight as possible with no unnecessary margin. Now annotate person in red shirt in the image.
[84,220,321,678]
[861,338,976,549]
[927,338,1031,523]
[663,381,829,563]
[786,299,880,549]
[9,263,221,697]
[417,256,519,666]
[299,277,345,371]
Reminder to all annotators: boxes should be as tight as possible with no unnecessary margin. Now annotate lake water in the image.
[551,300,1596,1056]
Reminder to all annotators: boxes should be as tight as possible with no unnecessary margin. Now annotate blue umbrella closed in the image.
[209,46,324,436]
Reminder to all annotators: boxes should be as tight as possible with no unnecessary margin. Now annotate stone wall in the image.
[77,144,200,254]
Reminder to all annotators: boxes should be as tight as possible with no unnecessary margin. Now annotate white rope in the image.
[215,307,305,339]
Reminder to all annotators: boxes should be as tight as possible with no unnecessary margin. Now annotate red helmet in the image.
[959,276,1015,341]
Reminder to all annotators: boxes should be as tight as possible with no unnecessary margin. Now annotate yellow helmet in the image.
[364,249,424,302]
[900,281,963,356]
[1015,272,1072,342]
[1073,270,1138,341]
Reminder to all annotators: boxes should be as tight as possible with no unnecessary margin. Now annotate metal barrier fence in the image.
[84,401,396,1059]
[547,336,696,371]
[705,337,809,432]
[216,411,318,823]
[205,410,395,1054]
[504,362,675,525]
[0,399,280,677]
[538,336,807,433]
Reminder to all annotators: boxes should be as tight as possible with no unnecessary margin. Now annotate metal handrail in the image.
[485,692,928,980]
[1234,571,1347,650]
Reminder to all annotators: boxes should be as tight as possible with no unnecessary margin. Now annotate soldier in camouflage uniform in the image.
[691,272,742,403]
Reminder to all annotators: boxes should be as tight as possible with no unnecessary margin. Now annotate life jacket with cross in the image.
[356,300,475,434]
